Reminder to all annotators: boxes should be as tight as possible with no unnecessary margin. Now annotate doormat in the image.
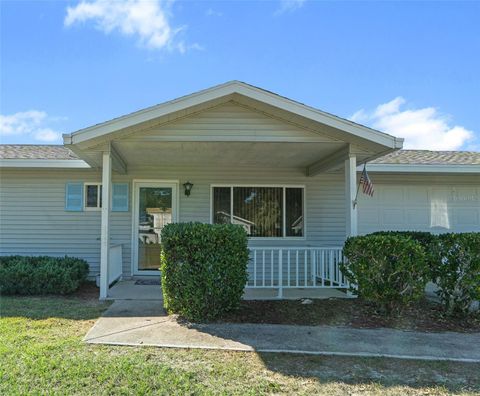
[135,279,161,286]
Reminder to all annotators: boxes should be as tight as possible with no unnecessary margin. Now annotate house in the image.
[0,81,479,299]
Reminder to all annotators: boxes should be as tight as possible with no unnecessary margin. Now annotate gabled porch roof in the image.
[62,81,403,176]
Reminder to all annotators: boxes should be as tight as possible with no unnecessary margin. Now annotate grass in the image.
[1,295,479,395]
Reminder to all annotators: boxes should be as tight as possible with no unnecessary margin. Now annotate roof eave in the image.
[364,163,480,173]
[0,159,91,169]
[63,81,403,151]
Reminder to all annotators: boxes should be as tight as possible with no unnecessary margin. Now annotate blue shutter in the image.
[65,182,83,211]
[112,183,129,212]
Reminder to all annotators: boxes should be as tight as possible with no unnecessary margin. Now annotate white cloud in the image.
[0,110,63,143]
[275,0,306,15]
[65,0,194,52]
[34,128,62,142]
[205,8,222,17]
[351,97,477,151]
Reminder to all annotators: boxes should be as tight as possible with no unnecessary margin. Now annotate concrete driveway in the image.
[85,300,480,362]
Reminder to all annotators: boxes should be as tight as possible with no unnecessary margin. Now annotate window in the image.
[212,186,304,238]
[85,183,102,209]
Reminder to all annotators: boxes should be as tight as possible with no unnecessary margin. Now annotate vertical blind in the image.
[212,186,304,237]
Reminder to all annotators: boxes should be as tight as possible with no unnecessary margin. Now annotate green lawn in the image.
[1,295,479,395]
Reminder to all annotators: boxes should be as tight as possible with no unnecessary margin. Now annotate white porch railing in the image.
[108,244,123,286]
[246,247,349,297]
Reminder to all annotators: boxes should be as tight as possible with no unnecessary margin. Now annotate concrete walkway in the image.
[85,300,480,362]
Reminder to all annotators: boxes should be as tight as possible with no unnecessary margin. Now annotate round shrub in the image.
[435,232,480,316]
[0,256,89,295]
[370,231,440,281]
[160,222,249,321]
[341,235,430,314]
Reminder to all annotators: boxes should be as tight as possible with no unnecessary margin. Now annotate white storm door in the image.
[133,181,178,275]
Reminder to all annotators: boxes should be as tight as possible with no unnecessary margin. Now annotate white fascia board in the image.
[233,84,404,149]
[64,83,238,145]
[63,81,403,150]
[0,159,91,168]
[360,163,480,173]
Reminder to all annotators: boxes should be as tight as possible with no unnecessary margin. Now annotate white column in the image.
[345,156,358,237]
[99,150,112,299]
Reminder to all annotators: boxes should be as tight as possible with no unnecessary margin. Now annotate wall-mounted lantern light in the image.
[183,181,194,197]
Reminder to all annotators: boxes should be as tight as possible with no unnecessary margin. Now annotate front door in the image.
[133,181,178,275]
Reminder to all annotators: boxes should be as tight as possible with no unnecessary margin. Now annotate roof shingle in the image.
[370,150,480,165]
[0,145,79,160]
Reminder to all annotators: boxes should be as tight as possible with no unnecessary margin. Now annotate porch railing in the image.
[108,244,123,286]
[246,247,349,297]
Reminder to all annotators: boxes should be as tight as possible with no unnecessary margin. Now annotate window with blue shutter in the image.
[65,182,84,211]
[112,183,129,212]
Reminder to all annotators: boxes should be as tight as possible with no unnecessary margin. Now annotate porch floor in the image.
[107,280,351,301]
[242,288,352,300]
[107,280,163,301]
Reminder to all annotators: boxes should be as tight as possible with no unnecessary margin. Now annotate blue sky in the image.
[1,0,479,150]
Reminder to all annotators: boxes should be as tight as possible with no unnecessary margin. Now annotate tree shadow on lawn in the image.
[175,298,480,393]
[2,292,478,393]
[256,351,480,393]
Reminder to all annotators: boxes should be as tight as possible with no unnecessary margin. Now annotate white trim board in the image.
[0,159,90,168]
[363,164,480,173]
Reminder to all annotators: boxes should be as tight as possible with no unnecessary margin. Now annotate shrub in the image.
[160,222,249,321]
[0,256,89,295]
[341,234,429,314]
[370,231,440,281]
[435,233,480,315]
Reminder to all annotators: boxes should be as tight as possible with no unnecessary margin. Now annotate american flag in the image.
[359,165,374,196]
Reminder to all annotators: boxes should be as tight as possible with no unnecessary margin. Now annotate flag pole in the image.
[353,164,365,208]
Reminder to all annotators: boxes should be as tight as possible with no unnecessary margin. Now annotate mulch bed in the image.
[72,281,101,300]
[220,298,480,333]
[72,282,479,333]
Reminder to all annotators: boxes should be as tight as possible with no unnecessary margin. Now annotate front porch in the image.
[106,245,352,301]
[106,279,351,301]
[62,82,402,300]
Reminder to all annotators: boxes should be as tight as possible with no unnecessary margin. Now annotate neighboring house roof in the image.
[0,145,479,173]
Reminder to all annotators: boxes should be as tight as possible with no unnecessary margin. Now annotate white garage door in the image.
[358,185,480,235]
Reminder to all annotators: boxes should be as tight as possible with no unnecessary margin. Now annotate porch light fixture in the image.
[183,181,194,196]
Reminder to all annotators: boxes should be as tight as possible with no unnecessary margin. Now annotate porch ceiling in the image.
[113,140,348,169]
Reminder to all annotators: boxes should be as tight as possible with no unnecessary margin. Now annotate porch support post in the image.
[345,156,358,237]
[99,150,112,299]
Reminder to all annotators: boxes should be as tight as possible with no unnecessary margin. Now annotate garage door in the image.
[358,185,480,234]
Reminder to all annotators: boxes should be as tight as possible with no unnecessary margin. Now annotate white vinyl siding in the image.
[127,102,339,143]
[0,166,346,278]
[2,167,477,279]
[0,169,131,278]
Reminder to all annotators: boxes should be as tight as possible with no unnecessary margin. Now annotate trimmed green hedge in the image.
[341,231,480,316]
[160,222,249,321]
[370,231,440,280]
[341,234,429,313]
[0,256,89,295]
[435,233,480,315]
